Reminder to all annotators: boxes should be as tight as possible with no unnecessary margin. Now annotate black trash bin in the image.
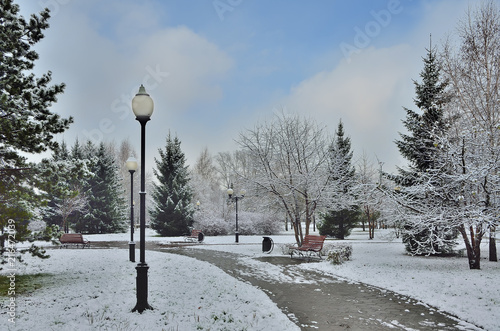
[262,236,274,253]
[198,232,204,242]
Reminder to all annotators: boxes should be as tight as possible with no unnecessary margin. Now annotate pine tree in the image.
[319,120,358,239]
[393,41,456,255]
[150,134,194,236]
[0,1,72,266]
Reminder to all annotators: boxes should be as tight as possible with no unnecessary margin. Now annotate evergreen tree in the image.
[395,41,450,185]
[42,141,75,228]
[319,120,358,239]
[0,1,72,266]
[76,142,127,234]
[150,134,194,236]
[318,209,359,239]
[41,141,92,233]
[329,120,355,185]
[392,41,456,255]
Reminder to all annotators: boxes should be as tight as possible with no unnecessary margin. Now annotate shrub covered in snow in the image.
[193,216,231,236]
[236,211,282,235]
[194,211,282,236]
[278,243,295,255]
[324,243,352,264]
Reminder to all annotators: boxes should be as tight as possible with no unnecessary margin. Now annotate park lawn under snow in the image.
[2,247,299,331]
[2,228,499,330]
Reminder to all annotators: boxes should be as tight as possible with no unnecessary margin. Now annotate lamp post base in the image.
[235,232,239,243]
[132,263,153,313]
[129,242,135,262]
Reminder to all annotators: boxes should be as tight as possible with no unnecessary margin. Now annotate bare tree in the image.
[114,139,140,227]
[194,147,218,182]
[442,1,500,262]
[56,188,88,233]
[191,148,227,228]
[235,111,343,245]
[354,152,383,239]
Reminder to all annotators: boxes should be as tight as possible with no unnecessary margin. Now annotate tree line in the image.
[1,0,498,271]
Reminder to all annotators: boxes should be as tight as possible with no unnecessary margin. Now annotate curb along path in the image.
[159,246,481,331]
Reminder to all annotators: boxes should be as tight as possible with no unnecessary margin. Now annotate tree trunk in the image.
[292,220,300,245]
[292,214,303,246]
[489,226,498,262]
[367,213,375,239]
[364,206,374,239]
[298,218,304,245]
[394,224,400,239]
[339,218,345,240]
[459,224,482,270]
[305,200,311,236]
[466,244,481,270]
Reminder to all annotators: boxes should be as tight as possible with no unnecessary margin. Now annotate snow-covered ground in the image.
[2,228,499,330]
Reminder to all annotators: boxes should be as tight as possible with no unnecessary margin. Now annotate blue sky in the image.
[20,0,472,173]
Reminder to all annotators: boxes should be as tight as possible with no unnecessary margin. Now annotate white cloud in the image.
[136,26,233,114]
[20,0,473,173]
[278,45,416,171]
[27,1,234,170]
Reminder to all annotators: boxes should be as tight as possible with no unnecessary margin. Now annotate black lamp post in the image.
[131,85,154,313]
[227,183,245,243]
[126,156,138,262]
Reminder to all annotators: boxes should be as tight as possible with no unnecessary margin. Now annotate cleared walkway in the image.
[163,246,482,331]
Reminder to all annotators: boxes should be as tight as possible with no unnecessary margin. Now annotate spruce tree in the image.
[393,41,455,255]
[42,142,74,230]
[76,142,126,234]
[150,134,194,236]
[395,41,450,184]
[329,120,355,185]
[319,120,358,239]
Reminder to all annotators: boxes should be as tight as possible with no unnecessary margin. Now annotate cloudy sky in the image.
[20,0,472,174]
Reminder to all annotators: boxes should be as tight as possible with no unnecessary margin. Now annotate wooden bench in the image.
[290,235,326,259]
[59,233,90,248]
[184,229,204,243]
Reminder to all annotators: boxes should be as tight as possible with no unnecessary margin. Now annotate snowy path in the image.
[162,246,483,331]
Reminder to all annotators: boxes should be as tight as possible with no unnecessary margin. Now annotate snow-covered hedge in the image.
[236,211,282,235]
[194,211,282,236]
[193,216,231,236]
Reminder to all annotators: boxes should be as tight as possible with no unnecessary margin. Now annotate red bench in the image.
[290,235,326,259]
[59,233,90,248]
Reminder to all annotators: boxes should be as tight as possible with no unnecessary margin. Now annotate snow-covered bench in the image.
[184,229,204,243]
[290,235,326,259]
[59,233,90,248]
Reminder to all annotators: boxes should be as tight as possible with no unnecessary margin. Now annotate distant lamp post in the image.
[227,183,245,243]
[126,156,138,262]
[131,84,154,313]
